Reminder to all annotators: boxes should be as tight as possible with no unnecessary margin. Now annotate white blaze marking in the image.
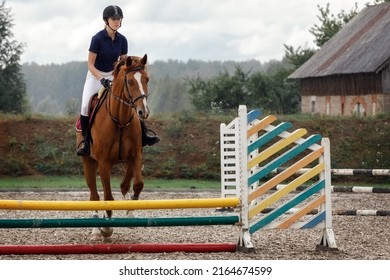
[134,72,149,115]
[134,72,146,96]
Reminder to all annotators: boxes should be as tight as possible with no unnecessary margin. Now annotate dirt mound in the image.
[1,114,390,183]
[0,115,221,179]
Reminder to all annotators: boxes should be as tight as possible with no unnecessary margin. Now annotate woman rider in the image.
[77,5,159,156]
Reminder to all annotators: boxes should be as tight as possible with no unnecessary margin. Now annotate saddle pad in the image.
[75,90,107,132]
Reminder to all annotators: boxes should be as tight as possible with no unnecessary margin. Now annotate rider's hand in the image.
[100,78,112,89]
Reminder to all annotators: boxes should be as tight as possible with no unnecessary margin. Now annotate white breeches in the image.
[80,70,113,116]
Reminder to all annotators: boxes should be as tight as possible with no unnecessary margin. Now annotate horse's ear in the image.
[126,56,133,67]
[141,54,147,66]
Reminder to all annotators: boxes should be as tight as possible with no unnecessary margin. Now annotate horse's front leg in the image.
[120,162,132,200]
[120,162,135,217]
[82,156,101,241]
[98,161,114,238]
[132,155,144,199]
[121,159,144,217]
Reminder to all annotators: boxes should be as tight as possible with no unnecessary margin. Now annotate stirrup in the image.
[76,140,90,156]
[146,129,160,146]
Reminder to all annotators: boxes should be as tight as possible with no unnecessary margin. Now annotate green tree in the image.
[248,69,300,115]
[310,3,359,48]
[0,0,28,113]
[187,66,250,112]
[284,45,316,69]
[247,72,273,111]
[214,66,250,110]
[186,75,213,111]
[187,64,301,114]
[268,69,300,114]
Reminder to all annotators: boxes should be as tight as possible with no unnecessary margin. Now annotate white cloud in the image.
[7,0,372,64]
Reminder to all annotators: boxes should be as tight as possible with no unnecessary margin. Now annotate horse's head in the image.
[112,54,150,119]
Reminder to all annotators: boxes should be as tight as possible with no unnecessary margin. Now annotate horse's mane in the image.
[112,55,148,79]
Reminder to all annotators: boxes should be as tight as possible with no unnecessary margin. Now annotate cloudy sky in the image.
[7,0,372,65]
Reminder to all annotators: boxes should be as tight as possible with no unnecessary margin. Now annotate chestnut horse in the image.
[76,54,149,241]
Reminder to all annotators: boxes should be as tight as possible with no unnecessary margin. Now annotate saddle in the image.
[75,87,108,132]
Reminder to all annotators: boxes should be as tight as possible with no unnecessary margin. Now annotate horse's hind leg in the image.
[82,157,101,241]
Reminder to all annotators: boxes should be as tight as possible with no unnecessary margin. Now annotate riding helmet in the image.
[103,5,123,20]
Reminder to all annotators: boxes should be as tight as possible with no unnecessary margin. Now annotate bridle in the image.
[124,66,150,106]
[107,65,149,128]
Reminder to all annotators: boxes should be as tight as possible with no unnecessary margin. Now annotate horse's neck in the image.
[108,92,136,127]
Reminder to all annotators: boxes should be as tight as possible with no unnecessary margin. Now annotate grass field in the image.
[0,176,389,192]
[0,176,220,191]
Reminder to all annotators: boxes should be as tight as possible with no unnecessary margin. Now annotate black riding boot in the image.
[76,115,90,156]
[141,120,160,147]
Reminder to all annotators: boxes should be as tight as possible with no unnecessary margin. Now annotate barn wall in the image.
[302,93,390,116]
[299,71,390,116]
[300,73,382,96]
[382,64,390,93]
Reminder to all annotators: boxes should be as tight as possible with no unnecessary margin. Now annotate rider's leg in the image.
[76,71,106,156]
[77,115,90,156]
[140,119,160,146]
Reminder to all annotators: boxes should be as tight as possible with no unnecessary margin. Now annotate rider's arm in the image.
[87,51,104,81]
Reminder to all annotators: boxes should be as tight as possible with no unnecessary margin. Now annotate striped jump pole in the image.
[332,186,390,193]
[0,243,238,255]
[261,208,390,216]
[273,167,390,176]
[272,184,390,193]
[334,210,390,216]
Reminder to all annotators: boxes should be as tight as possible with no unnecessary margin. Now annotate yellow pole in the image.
[0,198,240,211]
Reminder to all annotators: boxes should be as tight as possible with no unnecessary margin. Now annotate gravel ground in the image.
[0,190,389,260]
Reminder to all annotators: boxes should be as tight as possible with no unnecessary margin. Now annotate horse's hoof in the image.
[100,227,113,238]
[90,227,102,241]
[103,237,113,243]
[90,233,103,242]
[92,213,100,219]
[126,210,135,218]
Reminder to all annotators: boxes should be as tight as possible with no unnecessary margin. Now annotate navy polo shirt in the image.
[89,29,128,72]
